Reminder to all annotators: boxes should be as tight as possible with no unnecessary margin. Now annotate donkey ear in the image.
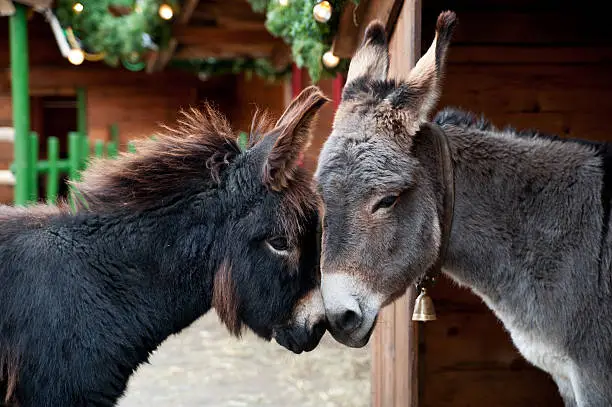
[263,85,329,190]
[389,11,457,121]
[346,20,389,84]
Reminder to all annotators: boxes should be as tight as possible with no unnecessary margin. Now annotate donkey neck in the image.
[73,206,217,334]
[434,120,608,322]
[43,205,219,398]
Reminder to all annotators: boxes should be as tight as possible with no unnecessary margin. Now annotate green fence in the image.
[11,128,250,207]
[10,125,136,206]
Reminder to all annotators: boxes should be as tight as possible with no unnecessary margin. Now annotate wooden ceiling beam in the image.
[146,38,178,73]
[177,0,200,25]
[173,41,286,60]
[173,26,278,46]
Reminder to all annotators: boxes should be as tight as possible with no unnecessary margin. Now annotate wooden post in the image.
[371,1,422,406]
[10,3,30,205]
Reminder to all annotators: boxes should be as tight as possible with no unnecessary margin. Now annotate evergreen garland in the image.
[248,0,358,82]
[55,0,170,67]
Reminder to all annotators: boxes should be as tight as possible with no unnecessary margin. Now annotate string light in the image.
[322,50,339,68]
[73,2,84,13]
[158,3,174,20]
[313,0,332,23]
[278,0,289,6]
[68,48,85,65]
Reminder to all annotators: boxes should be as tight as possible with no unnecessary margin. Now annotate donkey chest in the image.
[509,328,571,378]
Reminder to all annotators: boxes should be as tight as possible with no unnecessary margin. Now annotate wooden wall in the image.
[0,12,280,204]
[417,0,612,405]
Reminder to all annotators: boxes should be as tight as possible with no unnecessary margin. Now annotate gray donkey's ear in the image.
[263,85,329,191]
[345,20,389,84]
[387,11,457,121]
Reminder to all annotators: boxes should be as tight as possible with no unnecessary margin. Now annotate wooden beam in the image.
[331,0,363,58]
[146,38,178,73]
[190,0,266,29]
[173,26,278,46]
[332,0,404,58]
[7,66,210,89]
[173,28,286,59]
[371,1,421,407]
[177,0,200,25]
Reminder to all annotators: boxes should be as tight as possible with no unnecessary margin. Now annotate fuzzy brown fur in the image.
[212,261,243,337]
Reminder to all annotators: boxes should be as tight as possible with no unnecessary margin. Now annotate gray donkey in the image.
[315,10,612,407]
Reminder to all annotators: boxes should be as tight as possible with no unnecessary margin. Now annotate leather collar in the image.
[415,123,456,293]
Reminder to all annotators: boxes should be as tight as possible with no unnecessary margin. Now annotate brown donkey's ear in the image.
[263,85,329,191]
[345,20,389,84]
[388,11,457,121]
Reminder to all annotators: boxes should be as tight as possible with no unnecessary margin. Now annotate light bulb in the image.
[68,48,85,65]
[158,4,174,20]
[278,0,289,6]
[313,1,332,23]
[73,2,84,13]
[322,50,339,68]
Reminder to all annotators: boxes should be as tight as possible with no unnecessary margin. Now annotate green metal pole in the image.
[10,4,30,206]
[109,123,119,145]
[94,140,104,158]
[106,141,118,158]
[80,133,89,170]
[127,141,136,153]
[68,132,81,182]
[46,136,59,204]
[28,132,38,202]
[76,87,87,137]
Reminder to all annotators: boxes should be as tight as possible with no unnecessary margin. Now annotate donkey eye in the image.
[267,236,290,252]
[373,195,399,213]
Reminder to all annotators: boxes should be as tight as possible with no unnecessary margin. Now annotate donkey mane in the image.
[434,107,612,153]
[72,104,274,213]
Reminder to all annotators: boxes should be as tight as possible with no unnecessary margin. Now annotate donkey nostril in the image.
[337,309,361,332]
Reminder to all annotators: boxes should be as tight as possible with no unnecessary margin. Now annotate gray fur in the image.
[315,12,612,406]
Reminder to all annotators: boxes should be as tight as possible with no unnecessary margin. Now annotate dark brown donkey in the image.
[0,86,328,407]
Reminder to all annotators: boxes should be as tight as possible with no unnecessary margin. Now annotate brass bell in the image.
[412,288,437,321]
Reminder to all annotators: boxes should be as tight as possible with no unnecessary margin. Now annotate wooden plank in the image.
[178,0,200,25]
[173,26,278,45]
[371,1,421,406]
[190,0,265,28]
[447,45,612,65]
[421,10,611,46]
[332,0,404,58]
[174,42,282,59]
[10,66,209,89]
[146,38,178,73]
[333,0,366,58]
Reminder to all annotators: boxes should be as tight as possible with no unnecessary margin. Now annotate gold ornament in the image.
[68,48,85,65]
[158,3,174,20]
[313,1,332,23]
